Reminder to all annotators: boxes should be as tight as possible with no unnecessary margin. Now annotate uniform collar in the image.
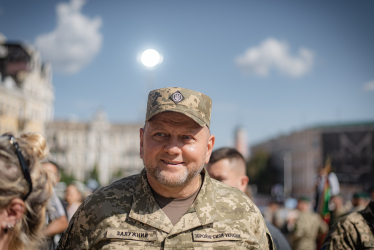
[128,168,217,234]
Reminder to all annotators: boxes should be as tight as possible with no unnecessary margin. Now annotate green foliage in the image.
[112,168,124,178]
[247,150,282,194]
[87,163,100,185]
[60,168,77,185]
[246,150,270,180]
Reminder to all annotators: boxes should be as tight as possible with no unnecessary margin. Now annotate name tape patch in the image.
[193,231,242,242]
[107,229,157,241]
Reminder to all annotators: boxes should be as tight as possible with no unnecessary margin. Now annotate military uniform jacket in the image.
[57,168,273,250]
[322,201,374,250]
[291,211,328,250]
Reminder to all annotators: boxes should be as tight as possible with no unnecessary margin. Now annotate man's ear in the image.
[239,176,249,192]
[140,128,144,159]
[205,134,215,164]
[6,198,25,225]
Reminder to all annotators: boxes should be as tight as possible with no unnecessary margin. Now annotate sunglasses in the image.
[6,135,33,201]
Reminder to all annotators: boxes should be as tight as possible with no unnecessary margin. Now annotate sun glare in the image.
[141,49,161,68]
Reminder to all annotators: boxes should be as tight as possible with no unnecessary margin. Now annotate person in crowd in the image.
[207,147,290,250]
[0,133,54,250]
[351,192,371,213]
[329,194,349,226]
[290,197,328,250]
[314,159,340,221]
[57,87,274,249]
[264,199,284,229]
[65,181,85,221]
[41,161,69,249]
[322,200,374,249]
[42,161,67,210]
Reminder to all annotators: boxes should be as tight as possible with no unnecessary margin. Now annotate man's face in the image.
[42,162,59,184]
[65,185,82,204]
[207,159,242,191]
[297,201,310,212]
[140,112,214,189]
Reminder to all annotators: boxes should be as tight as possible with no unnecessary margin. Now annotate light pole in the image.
[283,152,292,198]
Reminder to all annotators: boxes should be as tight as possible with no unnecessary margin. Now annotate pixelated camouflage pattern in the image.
[146,87,212,127]
[57,168,274,250]
[290,211,328,250]
[322,202,374,250]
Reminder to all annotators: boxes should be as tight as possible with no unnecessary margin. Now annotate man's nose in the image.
[164,136,182,155]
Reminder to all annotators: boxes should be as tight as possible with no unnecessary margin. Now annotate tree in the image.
[246,150,270,181]
[247,150,282,194]
[87,163,100,185]
[60,168,77,185]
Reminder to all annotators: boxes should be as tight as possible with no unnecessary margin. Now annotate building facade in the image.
[46,110,144,185]
[0,40,54,135]
[251,122,374,200]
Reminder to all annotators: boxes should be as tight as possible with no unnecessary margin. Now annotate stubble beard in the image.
[142,156,205,188]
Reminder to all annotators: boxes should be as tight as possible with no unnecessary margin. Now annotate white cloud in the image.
[35,0,102,74]
[235,38,314,78]
[363,80,374,91]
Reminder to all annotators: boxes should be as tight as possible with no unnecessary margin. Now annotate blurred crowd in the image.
[206,147,374,250]
[260,170,373,250]
[261,190,373,250]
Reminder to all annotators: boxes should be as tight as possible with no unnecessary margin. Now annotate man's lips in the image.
[161,159,184,165]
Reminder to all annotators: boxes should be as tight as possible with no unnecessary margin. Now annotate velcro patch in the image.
[193,231,242,242]
[170,91,184,104]
[106,229,157,241]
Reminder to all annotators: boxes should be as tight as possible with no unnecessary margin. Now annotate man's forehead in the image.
[208,159,232,171]
[210,158,245,175]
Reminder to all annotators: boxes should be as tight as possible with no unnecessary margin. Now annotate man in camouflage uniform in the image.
[322,201,374,250]
[57,87,274,250]
[207,147,291,250]
[290,197,328,250]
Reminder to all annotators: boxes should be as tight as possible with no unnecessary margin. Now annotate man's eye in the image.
[154,133,166,137]
[182,135,193,140]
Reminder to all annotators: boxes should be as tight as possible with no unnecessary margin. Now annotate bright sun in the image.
[141,49,161,67]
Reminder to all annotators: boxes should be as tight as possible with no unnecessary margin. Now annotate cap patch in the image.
[170,91,184,104]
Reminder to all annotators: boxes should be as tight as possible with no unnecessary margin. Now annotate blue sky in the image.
[1,0,373,148]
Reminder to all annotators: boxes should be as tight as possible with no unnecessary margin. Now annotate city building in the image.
[46,110,144,185]
[251,121,374,199]
[0,38,54,135]
[0,37,144,186]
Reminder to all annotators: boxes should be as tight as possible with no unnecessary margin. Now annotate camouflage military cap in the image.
[146,87,212,127]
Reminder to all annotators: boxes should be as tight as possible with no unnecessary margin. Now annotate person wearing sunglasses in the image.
[0,133,54,250]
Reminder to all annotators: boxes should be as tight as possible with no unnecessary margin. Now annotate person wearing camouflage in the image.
[57,87,273,249]
[322,201,374,250]
[290,197,328,250]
